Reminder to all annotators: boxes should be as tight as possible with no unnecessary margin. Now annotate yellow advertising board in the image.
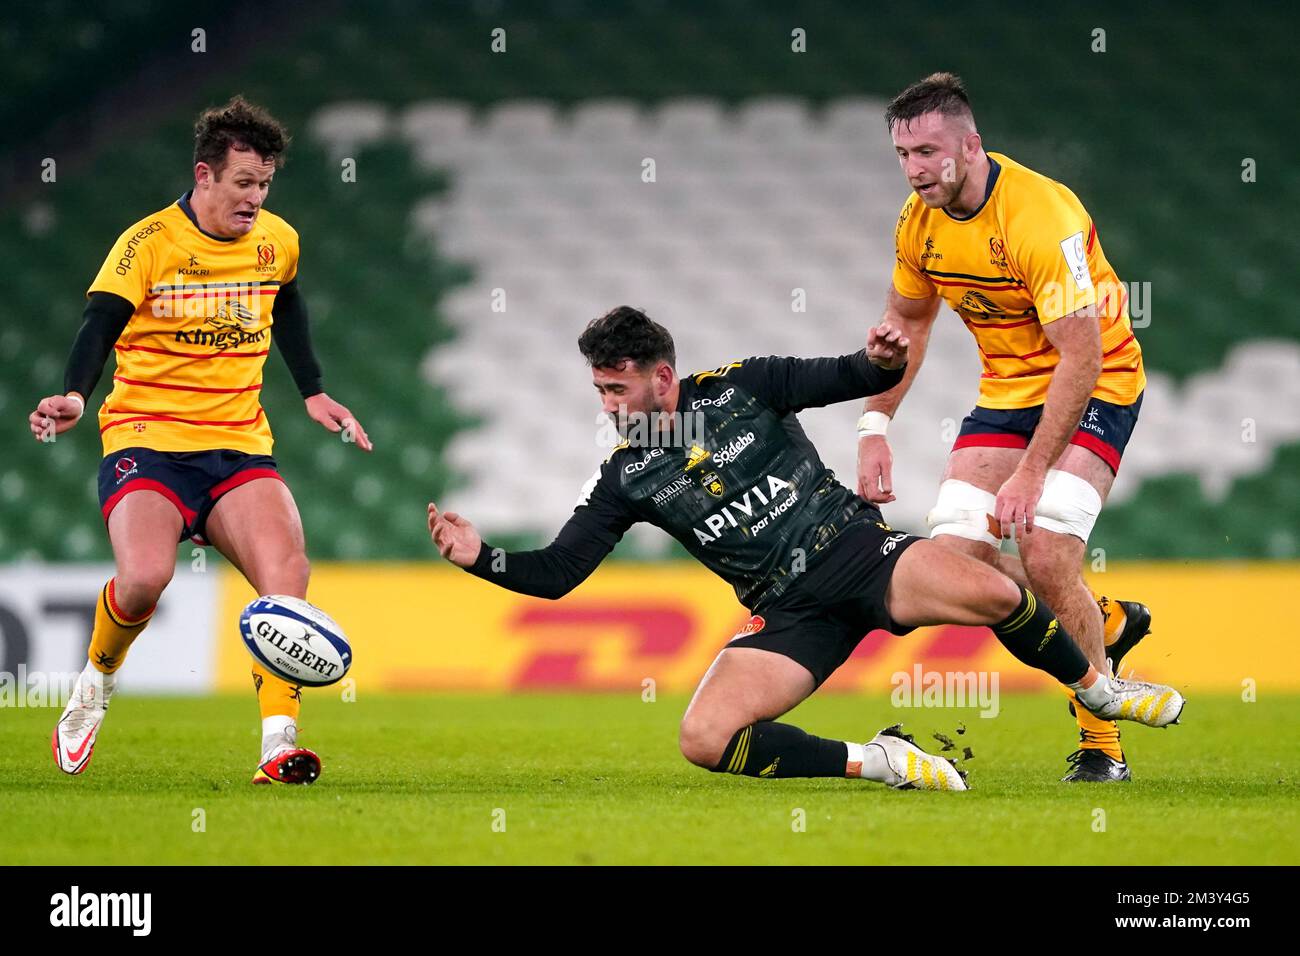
[215,562,1300,693]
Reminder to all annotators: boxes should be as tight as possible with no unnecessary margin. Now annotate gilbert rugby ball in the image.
[239,595,352,687]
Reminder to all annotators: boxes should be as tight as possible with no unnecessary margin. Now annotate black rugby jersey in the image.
[465,351,905,609]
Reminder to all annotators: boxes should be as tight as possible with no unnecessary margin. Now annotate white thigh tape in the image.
[1034,469,1102,541]
[926,479,1000,547]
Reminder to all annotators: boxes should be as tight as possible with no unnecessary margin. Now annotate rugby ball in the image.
[239,595,352,687]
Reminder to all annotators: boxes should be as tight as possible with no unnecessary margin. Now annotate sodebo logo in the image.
[690,387,735,410]
[712,431,756,467]
[50,886,151,936]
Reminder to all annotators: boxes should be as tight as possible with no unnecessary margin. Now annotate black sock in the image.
[714,722,849,778]
[991,585,1089,684]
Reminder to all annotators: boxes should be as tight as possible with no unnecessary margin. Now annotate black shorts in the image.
[953,392,1143,474]
[98,447,283,545]
[727,514,923,687]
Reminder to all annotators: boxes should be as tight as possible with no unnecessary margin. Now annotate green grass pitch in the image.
[3,692,1297,865]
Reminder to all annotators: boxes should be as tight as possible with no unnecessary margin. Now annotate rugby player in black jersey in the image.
[428,307,1182,790]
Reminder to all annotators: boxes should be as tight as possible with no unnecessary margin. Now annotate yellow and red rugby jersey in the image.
[86,193,299,455]
[893,151,1144,409]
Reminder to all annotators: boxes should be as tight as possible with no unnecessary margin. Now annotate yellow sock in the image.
[251,662,302,721]
[1064,685,1124,760]
[88,578,155,674]
[1090,589,1128,648]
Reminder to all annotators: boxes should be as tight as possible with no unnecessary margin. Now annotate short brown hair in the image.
[885,72,975,132]
[578,306,676,371]
[193,95,291,177]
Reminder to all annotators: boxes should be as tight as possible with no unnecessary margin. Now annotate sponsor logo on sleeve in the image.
[1059,231,1093,291]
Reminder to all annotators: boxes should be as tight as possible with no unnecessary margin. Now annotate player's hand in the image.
[995,466,1045,540]
[856,435,896,504]
[29,393,84,441]
[867,322,910,370]
[305,393,373,451]
[428,502,482,568]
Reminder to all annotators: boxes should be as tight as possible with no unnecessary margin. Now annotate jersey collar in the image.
[942,155,1001,222]
[177,190,238,242]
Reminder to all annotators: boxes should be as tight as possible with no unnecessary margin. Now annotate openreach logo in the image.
[890,665,1001,718]
[49,886,151,936]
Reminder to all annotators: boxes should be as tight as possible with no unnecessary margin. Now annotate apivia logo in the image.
[693,474,796,544]
[712,431,755,467]
[624,447,666,474]
[690,387,735,410]
[50,886,151,936]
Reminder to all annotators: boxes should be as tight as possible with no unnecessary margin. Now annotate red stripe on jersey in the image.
[1102,334,1135,357]
[930,277,1022,292]
[953,433,1029,451]
[981,369,1052,379]
[112,375,262,394]
[116,343,270,359]
[981,344,1056,360]
[1086,221,1097,253]
[100,408,264,433]
[209,467,283,499]
[146,288,279,300]
[961,316,1040,330]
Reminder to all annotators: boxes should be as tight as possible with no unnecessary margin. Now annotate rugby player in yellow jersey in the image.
[855,74,1175,782]
[28,96,372,784]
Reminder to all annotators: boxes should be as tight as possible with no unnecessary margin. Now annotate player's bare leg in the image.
[54,491,181,774]
[930,444,1154,780]
[935,445,1149,668]
[205,477,318,784]
[886,540,1181,724]
[680,646,967,790]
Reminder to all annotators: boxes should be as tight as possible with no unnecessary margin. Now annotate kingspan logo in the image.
[693,475,796,545]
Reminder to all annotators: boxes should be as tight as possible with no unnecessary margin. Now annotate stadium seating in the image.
[2,2,1295,561]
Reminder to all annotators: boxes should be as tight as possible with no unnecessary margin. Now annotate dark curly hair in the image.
[193,95,291,178]
[578,306,676,371]
[885,72,975,132]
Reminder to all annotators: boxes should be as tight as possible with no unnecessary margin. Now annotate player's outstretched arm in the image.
[305,393,373,451]
[856,285,941,504]
[28,392,85,441]
[428,502,483,567]
[31,291,135,442]
[427,464,635,600]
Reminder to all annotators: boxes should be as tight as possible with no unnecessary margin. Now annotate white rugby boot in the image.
[1077,676,1185,728]
[862,724,968,791]
[52,665,116,775]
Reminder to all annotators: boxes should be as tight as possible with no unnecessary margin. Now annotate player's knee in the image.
[114,563,174,612]
[679,713,735,770]
[985,573,1023,621]
[262,550,310,595]
[285,551,311,591]
[1020,543,1076,597]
